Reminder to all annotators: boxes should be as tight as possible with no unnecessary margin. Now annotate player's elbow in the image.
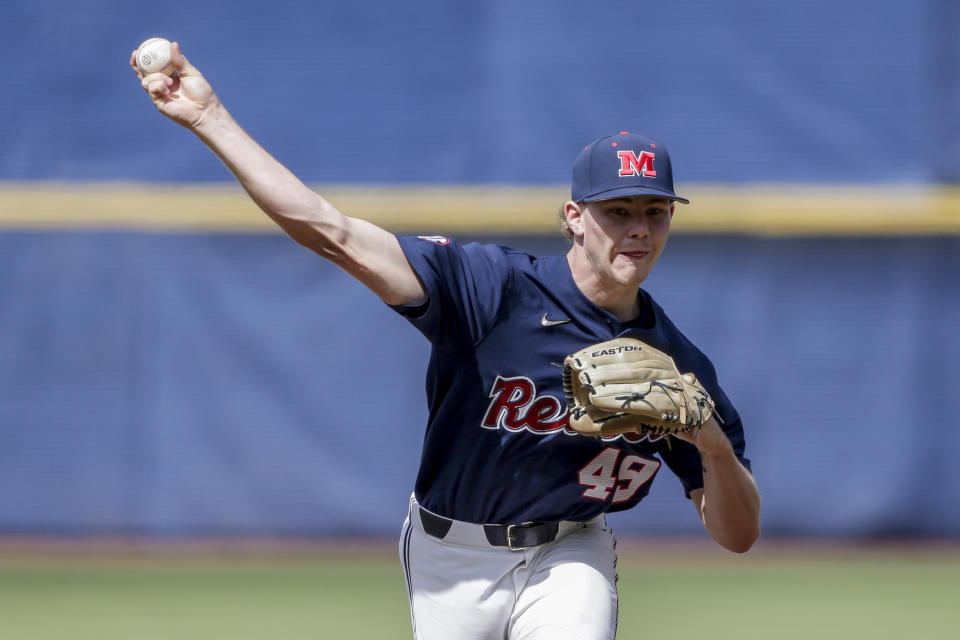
[724,534,759,554]
[706,510,761,553]
[718,524,761,554]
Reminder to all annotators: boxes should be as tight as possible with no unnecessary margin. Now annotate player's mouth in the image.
[619,250,650,260]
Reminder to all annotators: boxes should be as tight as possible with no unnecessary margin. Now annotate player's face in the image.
[574,196,673,289]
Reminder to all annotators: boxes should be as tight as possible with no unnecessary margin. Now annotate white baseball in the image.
[136,37,175,76]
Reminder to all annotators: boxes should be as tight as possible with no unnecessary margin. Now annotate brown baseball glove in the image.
[562,337,715,437]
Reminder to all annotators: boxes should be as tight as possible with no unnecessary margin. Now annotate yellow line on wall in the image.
[1,182,959,235]
[0,183,567,234]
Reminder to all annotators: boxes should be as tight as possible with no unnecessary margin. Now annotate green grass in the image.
[0,552,412,639]
[616,547,960,640]
[0,542,957,639]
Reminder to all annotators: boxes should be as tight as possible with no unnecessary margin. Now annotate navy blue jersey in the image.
[392,235,750,525]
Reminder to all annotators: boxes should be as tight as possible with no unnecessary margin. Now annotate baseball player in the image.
[133,43,761,640]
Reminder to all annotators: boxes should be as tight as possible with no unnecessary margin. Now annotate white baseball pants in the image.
[399,495,619,640]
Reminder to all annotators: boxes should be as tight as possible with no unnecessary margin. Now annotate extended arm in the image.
[677,418,761,553]
[131,42,425,307]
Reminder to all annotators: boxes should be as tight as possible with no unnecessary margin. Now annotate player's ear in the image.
[563,201,586,238]
[669,202,675,218]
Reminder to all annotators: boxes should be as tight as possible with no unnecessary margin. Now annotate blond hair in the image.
[557,203,574,241]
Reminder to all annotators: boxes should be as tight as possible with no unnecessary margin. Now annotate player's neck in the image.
[566,251,642,322]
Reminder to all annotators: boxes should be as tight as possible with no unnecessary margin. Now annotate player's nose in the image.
[626,213,650,238]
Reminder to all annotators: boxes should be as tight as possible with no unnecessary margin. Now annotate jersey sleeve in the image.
[391,235,513,351]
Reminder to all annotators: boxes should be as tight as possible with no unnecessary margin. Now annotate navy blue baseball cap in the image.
[571,132,689,204]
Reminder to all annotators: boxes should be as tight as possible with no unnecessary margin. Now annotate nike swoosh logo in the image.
[541,313,572,327]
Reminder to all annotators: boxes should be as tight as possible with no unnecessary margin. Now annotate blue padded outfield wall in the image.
[2,0,960,539]
[2,232,959,538]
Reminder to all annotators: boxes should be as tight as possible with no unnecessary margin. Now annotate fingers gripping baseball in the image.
[131,40,218,129]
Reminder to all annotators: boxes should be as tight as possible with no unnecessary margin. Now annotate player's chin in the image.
[611,259,652,286]
[607,272,649,290]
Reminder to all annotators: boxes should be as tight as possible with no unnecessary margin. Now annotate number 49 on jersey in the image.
[579,447,661,504]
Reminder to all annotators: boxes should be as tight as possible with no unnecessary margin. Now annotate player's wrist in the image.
[694,432,735,460]
[192,101,231,137]
[687,419,735,457]
[697,440,735,461]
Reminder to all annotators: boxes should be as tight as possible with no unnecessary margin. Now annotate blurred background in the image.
[1,0,959,549]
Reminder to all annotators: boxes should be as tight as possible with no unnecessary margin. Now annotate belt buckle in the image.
[505,522,535,551]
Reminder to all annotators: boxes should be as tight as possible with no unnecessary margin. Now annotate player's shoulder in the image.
[641,292,717,375]
[402,235,526,258]
[400,234,561,283]
[465,241,536,260]
[457,240,547,275]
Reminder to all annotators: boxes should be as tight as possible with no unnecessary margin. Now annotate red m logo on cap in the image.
[617,150,657,178]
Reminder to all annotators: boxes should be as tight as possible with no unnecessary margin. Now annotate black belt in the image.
[418,507,560,551]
